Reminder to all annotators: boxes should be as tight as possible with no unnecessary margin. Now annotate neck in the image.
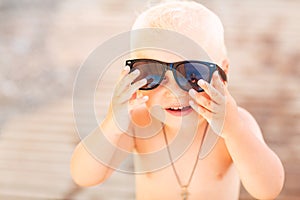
[163,116,206,133]
[162,120,209,200]
[162,117,207,147]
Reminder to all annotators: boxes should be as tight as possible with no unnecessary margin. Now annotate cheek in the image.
[145,94,160,108]
[140,90,162,106]
[142,91,167,123]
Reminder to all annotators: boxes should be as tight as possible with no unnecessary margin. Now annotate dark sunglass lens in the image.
[131,61,165,89]
[176,62,210,92]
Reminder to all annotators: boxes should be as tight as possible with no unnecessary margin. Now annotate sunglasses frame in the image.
[125,58,227,92]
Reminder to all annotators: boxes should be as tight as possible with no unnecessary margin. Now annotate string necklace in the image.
[162,122,209,200]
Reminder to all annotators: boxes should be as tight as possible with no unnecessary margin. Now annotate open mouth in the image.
[165,105,193,116]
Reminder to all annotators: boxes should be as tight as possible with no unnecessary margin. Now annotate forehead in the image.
[129,29,212,63]
[130,49,186,63]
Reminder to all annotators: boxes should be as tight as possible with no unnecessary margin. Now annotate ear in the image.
[221,58,229,74]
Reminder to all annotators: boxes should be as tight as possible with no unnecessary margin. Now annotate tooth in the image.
[170,106,184,110]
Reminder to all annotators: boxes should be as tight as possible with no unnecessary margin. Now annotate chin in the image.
[163,109,199,128]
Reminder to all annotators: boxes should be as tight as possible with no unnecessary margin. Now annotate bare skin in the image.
[132,104,241,200]
[71,57,284,199]
[70,2,284,199]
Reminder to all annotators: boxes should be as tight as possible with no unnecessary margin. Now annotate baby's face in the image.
[132,49,209,126]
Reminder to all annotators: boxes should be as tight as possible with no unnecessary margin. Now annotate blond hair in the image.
[132,0,227,64]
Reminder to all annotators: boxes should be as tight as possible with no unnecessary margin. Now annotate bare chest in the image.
[134,134,240,200]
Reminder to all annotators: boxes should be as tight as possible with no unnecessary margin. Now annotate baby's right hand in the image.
[105,66,148,134]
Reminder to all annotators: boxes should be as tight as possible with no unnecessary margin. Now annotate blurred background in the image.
[0,0,299,199]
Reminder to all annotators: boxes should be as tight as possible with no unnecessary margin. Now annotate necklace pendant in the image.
[181,186,189,200]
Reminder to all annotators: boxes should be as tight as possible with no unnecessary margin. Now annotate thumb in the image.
[130,92,137,101]
[129,95,149,108]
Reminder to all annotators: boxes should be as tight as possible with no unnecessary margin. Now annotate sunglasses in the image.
[126,59,227,92]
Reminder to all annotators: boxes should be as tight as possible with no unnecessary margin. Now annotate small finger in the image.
[117,66,130,82]
[115,66,132,94]
[122,66,130,75]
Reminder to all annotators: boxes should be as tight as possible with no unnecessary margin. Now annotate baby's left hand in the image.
[188,71,240,137]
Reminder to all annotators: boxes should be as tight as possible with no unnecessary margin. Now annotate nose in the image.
[161,71,174,84]
[161,71,185,94]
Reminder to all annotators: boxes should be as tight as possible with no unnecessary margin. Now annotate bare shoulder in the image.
[237,106,265,142]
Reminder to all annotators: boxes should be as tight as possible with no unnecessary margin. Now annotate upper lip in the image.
[163,98,191,109]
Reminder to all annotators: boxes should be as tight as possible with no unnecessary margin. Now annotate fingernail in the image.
[142,96,149,101]
[189,100,194,105]
[124,66,130,71]
[198,79,205,86]
[141,78,147,84]
[214,72,219,78]
[133,69,140,75]
[189,89,197,97]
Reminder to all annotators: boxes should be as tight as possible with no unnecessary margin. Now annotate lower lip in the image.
[165,107,193,116]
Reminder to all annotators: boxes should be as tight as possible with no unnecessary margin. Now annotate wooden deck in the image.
[0,0,299,199]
